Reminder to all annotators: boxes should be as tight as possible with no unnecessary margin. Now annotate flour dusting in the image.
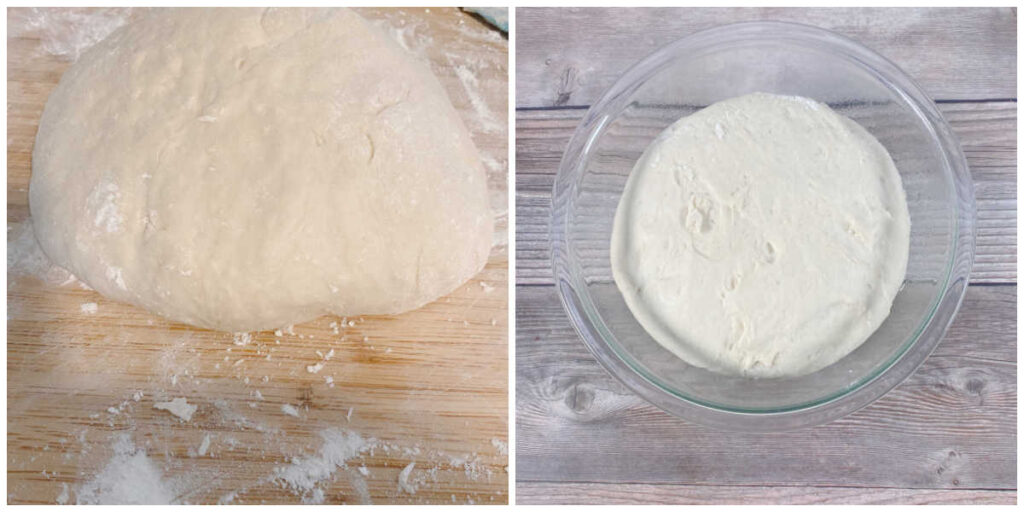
[379,21,434,60]
[490,438,508,456]
[7,221,73,285]
[272,429,376,502]
[302,487,326,504]
[10,8,132,62]
[88,181,124,233]
[75,433,175,504]
[453,64,502,134]
[104,266,127,290]
[55,483,70,504]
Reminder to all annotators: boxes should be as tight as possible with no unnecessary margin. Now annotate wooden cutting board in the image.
[7,7,509,505]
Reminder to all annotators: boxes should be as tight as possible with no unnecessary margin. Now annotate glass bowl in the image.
[550,21,975,431]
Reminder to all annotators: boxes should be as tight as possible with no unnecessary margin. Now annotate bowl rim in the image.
[550,20,977,431]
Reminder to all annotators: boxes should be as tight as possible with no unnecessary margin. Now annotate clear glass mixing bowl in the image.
[550,21,975,431]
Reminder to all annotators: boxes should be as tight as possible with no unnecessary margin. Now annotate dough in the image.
[30,8,493,332]
[611,93,910,378]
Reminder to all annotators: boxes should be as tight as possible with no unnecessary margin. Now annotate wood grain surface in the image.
[7,7,509,505]
[514,6,1016,506]
[516,7,1017,107]
[516,483,1017,505]
[516,285,1015,487]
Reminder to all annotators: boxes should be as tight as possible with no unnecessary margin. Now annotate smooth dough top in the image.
[611,93,910,378]
[30,8,493,332]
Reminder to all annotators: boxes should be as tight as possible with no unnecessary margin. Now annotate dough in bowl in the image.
[611,93,910,378]
[30,8,493,332]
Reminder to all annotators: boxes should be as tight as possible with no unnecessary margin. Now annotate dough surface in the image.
[611,93,910,378]
[30,8,493,332]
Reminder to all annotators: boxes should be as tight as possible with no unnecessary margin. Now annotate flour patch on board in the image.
[75,433,175,504]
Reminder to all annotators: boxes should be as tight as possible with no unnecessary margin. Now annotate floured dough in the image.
[30,8,493,332]
[611,93,910,378]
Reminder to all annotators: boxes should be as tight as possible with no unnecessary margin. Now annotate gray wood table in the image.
[515,7,1016,505]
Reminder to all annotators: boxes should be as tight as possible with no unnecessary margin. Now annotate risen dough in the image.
[30,8,493,332]
[611,93,910,378]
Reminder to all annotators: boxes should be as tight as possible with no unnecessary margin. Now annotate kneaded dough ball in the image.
[611,93,910,378]
[30,8,493,332]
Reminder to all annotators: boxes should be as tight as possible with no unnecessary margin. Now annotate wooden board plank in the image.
[515,7,1017,107]
[7,7,508,505]
[515,283,1016,490]
[516,482,1017,505]
[515,103,1017,285]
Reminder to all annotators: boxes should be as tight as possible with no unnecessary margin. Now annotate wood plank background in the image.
[515,7,1016,505]
[8,7,508,505]
[516,7,1016,107]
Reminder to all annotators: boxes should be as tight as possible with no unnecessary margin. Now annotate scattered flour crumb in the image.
[398,462,418,494]
[358,466,370,476]
[80,302,98,314]
[306,348,335,373]
[281,404,300,418]
[56,483,69,504]
[346,407,354,422]
[490,438,508,455]
[153,397,197,422]
[478,281,495,293]
[197,434,211,457]
[232,332,252,346]
[218,491,239,505]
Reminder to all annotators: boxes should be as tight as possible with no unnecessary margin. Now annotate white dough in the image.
[611,93,910,378]
[30,8,493,332]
